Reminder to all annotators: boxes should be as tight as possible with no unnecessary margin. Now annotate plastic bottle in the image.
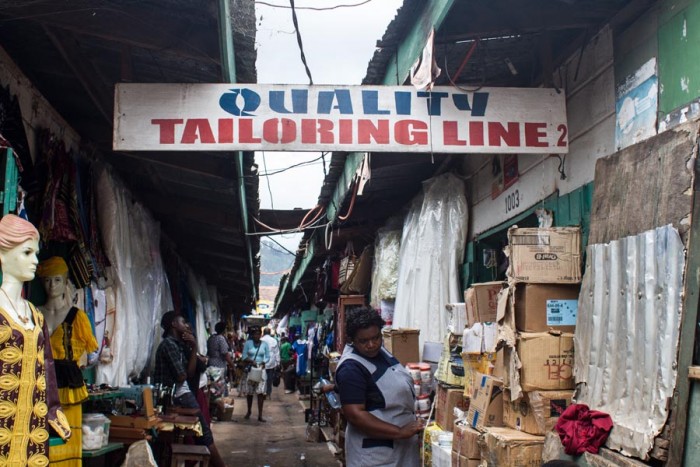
[319,378,342,410]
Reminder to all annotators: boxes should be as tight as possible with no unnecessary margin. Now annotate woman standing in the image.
[334,307,424,467]
[0,214,71,465]
[240,326,270,422]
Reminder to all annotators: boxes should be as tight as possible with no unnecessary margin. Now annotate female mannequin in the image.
[0,214,71,465]
[37,256,98,466]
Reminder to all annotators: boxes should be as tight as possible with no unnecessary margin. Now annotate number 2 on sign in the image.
[505,189,520,214]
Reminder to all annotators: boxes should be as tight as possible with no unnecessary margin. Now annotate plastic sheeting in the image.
[392,173,468,352]
[370,228,402,307]
[94,165,173,385]
[575,225,684,459]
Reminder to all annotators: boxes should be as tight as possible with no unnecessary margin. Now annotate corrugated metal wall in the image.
[575,225,684,460]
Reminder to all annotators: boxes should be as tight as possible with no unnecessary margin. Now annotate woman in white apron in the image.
[335,307,424,467]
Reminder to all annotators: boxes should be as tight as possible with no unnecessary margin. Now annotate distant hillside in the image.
[260,239,295,287]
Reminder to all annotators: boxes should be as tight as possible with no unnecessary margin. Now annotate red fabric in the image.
[331,260,340,290]
[195,388,211,425]
[555,403,613,455]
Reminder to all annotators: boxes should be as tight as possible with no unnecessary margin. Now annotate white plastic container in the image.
[82,413,111,450]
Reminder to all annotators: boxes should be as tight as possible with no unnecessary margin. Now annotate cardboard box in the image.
[431,442,452,467]
[465,281,504,325]
[382,328,419,365]
[436,385,470,431]
[453,421,481,459]
[108,415,160,429]
[466,373,503,430]
[480,427,544,467]
[503,389,574,435]
[451,451,480,467]
[462,351,500,397]
[507,227,582,283]
[514,283,580,333]
[517,332,575,391]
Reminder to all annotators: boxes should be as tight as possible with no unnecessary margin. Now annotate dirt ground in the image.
[211,386,342,467]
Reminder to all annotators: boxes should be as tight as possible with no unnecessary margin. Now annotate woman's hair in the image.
[0,214,39,251]
[346,307,385,341]
[215,321,226,334]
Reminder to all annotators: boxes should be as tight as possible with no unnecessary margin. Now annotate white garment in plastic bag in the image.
[369,228,402,307]
[392,173,468,352]
[95,165,173,385]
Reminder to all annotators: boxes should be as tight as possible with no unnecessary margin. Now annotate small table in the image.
[82,442,125,467]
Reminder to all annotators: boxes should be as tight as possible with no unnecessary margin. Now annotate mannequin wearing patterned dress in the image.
[0,214,71,466]
[38,256,98,466]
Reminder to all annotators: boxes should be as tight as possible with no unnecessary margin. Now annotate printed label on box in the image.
[546,299,577,326]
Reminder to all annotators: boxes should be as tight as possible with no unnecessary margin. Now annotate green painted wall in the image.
[658,0,700,113]
[684,382,700,465]
[462,183,593,289]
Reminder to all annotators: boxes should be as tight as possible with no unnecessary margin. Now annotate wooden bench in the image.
[170,444,210,467]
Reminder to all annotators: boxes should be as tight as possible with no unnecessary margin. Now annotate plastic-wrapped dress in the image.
[0,303,71,466]
[48,307,98,466]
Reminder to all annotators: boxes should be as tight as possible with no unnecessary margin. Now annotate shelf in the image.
[82,442,124,458]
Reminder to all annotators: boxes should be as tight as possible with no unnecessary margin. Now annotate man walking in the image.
[261,328,280,399]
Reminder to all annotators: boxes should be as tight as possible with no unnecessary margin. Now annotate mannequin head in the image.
[0,215,40,283]
[37,256,70,300]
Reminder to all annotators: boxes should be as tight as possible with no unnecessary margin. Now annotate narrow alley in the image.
[211,388,341,467]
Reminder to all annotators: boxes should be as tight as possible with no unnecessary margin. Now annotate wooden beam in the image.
[42,26,112,124]
[115,151,236,180]
[17,3,219,63]
[667,130,700,466]
[690,366,700,381]
[141,194,238,227]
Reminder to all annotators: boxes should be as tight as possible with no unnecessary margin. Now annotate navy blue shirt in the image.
[336,349,398,411]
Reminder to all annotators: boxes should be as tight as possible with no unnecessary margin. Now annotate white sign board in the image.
[114,84,568,153]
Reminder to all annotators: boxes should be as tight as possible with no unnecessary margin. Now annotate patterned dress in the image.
[0,303,71,467]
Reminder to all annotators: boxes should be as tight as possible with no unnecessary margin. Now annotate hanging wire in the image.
[257,0,374,11]
[261,151,275,209]
[289,0,314,85]
[321,151,327,177]
[263,236,296,256]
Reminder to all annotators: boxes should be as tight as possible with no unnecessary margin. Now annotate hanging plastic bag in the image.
[247,365,264,383]
[338,241,358,285]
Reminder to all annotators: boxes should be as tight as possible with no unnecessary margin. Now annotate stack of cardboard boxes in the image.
[453,226,582,466]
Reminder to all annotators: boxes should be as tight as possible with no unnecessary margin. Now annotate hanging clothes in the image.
[292,339,308,377]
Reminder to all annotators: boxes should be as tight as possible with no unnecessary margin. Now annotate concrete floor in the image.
[210,386,341,467]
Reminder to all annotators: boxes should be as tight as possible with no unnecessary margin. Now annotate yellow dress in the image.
[48,307,98,467]
[0,303,71,467]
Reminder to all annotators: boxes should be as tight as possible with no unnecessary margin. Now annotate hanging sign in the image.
[114,84,568,153]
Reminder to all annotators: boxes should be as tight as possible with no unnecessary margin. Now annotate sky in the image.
[253,0,403,252]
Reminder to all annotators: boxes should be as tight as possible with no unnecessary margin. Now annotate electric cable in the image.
[289,0,314,85]
[257,154,326,177]
[262,236,296,256]
[337,179,359,221]
[261,151,275,209]
[256,0,375,11]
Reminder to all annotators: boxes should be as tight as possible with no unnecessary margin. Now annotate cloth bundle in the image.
[554,403,613,455]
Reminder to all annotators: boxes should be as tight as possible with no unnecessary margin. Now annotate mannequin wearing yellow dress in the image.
[0,214,71,466]
[38,256,98,466]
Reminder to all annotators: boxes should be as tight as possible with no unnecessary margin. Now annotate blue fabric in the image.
[292,341,308,376]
